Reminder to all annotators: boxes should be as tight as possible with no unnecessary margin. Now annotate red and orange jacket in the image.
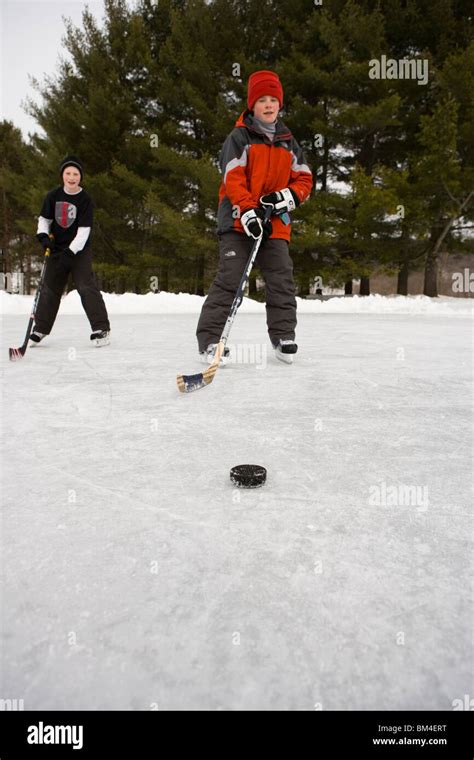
[217,110,313,242]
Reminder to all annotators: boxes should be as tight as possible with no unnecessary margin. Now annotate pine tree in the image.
[0,122,44,292]
[5,0,473,298]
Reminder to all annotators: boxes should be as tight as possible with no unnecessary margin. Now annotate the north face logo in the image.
[225,250,237,257]
[55,202,77,229]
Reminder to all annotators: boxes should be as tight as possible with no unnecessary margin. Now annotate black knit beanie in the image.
[60,155,83,181]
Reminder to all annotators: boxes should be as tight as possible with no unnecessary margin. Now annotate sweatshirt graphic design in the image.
[37,187,93,253]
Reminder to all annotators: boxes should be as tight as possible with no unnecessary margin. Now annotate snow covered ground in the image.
[1,293,472,710]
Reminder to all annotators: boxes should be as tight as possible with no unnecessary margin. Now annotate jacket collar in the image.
[235,109,293,142]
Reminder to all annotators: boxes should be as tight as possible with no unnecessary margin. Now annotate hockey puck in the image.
[230,464,267,489]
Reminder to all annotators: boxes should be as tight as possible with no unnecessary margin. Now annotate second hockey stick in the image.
[9,240,53,361]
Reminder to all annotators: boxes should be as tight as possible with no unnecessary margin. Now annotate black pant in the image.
[196,232,297,352]
[34,248,110,334]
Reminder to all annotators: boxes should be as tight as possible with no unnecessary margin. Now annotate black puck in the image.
[230,464,267,488]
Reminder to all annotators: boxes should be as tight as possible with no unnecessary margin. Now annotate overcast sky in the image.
[1,0,111,140]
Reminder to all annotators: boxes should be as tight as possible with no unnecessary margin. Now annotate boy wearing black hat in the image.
[32,155,110,346]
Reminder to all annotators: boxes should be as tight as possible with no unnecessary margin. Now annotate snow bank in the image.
[0,289,472,316]
[296,293,473,316]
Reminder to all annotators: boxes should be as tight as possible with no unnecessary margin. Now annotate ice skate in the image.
[199,343,230,366]
[90,330,110,347]
[29,330,46,344]
[274,339,297,364]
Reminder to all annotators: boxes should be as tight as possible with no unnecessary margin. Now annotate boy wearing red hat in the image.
[196,70,313,364]
[31,155,110,347]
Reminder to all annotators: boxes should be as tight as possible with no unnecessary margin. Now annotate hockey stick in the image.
[9,241,53,361]
[177,206,272,393]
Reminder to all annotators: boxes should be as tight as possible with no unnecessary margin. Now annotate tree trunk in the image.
[360,276,370,295]
[195,254,204,296]
[424,223,442,297]
[423,252,439,297]
[397,260,409,295]
[2,185,10,276]
[320,99,329,192]
[161,265,169,292]
[344,279,353,295]
[25,245,32,294]
[298,278,310,297]
[423,192,474,297]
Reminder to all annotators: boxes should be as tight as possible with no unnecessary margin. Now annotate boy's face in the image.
[253,95,279,123]
[62,167,81,191]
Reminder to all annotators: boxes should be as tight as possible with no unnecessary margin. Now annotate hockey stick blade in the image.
[177,343,223,393]
[9,345,27,361]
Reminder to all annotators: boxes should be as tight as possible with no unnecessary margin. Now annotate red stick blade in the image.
[9,347,25,361]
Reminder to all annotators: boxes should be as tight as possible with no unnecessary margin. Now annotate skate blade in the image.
[94,337,110,347]
[275,350,294,364]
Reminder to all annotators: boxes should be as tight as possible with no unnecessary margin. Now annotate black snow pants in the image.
[196,232,297,352]
[34,248,110,334]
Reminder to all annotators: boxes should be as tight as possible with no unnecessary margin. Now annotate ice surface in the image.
[1,302,472,710]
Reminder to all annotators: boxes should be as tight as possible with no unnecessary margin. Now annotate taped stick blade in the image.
[176,343,223,393]
[9,346,26,361]
[177,372,207,393]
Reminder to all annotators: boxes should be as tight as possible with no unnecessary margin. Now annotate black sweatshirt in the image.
[37,187,93,252]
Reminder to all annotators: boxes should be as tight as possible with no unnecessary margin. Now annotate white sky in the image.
[1,0,110,140]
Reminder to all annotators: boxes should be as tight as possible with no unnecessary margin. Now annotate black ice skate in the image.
[29,330,46,344]
[274,339,298,364]
[90,330,110,347]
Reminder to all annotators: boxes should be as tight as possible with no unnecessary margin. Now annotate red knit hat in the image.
[247,70,283,110]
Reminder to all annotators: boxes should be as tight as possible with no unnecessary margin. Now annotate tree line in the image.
[1,0,473,297]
